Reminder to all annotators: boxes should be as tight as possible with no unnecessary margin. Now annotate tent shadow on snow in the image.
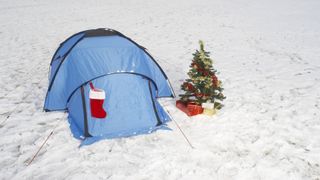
[44,28,175,146]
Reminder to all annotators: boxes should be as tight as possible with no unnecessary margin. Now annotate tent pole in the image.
[166,110,194,149]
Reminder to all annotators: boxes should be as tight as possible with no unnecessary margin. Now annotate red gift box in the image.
[176,100,203,116]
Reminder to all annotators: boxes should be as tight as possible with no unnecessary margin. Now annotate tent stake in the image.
[27,131,54,166]
[27,113,65,166]
[167,110,194,149]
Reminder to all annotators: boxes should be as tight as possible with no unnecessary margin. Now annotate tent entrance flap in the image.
[68,74,161,138]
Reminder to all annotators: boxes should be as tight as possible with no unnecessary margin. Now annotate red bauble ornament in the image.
[211,75,218,87]
[191,62,199,69]
[187,83,194,91]
[203,71,209,76]
[183,82,194,91]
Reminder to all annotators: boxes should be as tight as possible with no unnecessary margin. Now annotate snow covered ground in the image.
[1,0,320,179]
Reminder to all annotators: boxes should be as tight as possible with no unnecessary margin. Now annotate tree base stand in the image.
[176,100,203,116]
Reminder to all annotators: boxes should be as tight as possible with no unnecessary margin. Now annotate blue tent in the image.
[44,28,175,145]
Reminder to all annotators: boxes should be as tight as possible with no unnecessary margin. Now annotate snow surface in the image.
[1,0,320,179]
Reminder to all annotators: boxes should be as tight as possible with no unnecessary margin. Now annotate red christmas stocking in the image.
[89,82,107,118]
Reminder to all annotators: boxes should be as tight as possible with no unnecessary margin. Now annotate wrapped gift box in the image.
[176,100,203,116]
[187,102,204,116]
[203,108,216,116]
[202,102,214,109]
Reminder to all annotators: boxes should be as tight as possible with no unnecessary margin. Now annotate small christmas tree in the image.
[179,40,225,109]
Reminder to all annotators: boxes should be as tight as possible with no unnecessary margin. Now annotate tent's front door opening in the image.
[68,73,163,138]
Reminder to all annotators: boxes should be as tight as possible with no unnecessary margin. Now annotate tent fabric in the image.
[44,28,174,145]
[49,32,85,83]
[45,34,174,111]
